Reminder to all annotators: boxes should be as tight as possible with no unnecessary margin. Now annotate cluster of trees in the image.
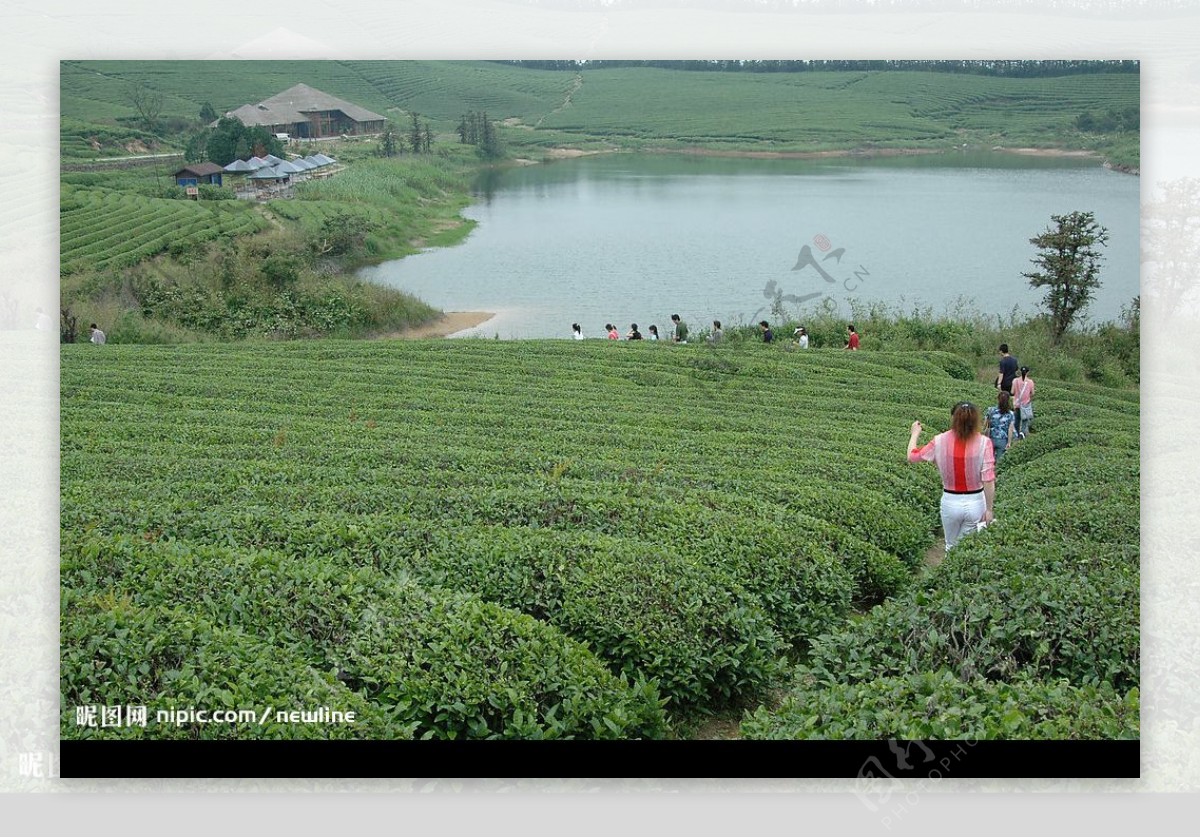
[501,59,1139,77]
[456,111,503,160]
[184,116,284,166]
[1075,106,1140,133]
[379,113,435,158]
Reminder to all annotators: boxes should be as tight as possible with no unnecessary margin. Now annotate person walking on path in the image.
[984,390,1017,461]
[907,401,996,551]
[995,344,1019,394]
[845,324,860,350]
[671,314,689,344]
[1012,366,1036,438]
[89,323,106,345]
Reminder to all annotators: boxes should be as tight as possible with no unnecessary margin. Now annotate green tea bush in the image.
[402,525,789,713]
[339,580,669,739]
[60,600,405,740]
[62,534,667,739]
[741,670,1139,739]
[801,540,1139,691]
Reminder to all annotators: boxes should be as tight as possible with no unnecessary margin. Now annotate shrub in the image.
[340,580,669,739]
[741,670,1139,739]
[801,541,1140,691]
[61,535,667,740]
[60,600,405,740]
[401,525,790,713]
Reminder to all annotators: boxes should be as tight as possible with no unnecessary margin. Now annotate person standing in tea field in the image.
[759,321,774,343]
[1012,366,1036,438]
[708,320,723,344]
[648,325,660,341]
[572,323,584,340]
[845,324,860,350]
[995,343,1019,394]
[907,401,996,551]
[606,324,619,340]
[627,323,643,340]
[984,390,1017,461]
[671,314,688,343]
[88,323,106,345]
[794,327,809,349]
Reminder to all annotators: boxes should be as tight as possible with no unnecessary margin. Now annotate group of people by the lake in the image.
[908,343,1037,552]
[574,314,694,343]
[571,317,862,350]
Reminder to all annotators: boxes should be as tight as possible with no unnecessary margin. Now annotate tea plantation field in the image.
[60,340,1139,739]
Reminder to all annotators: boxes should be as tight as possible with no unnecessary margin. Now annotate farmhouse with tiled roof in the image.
[221,83,386,139]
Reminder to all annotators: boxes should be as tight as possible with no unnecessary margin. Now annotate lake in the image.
[358,152,1140,339]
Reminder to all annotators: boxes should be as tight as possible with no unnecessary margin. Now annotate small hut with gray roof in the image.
[221,84,386,139]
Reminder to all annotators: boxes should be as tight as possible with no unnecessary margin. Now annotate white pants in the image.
[940,491,986,551]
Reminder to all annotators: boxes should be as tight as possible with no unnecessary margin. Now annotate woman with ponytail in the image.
[907,401,996,551]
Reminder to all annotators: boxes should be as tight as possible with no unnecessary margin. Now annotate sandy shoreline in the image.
[379,311,495,340]
[515,144,1127,170]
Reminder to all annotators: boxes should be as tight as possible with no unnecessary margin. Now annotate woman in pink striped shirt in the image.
[907,401,996,551]
[1011,366,1035,439]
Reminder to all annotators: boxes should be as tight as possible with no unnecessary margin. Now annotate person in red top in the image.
[907,401,996,551]
[845,324,860,350]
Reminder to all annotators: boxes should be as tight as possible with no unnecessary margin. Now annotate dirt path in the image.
[924,538,946,568]
[693,717,742,740]
[535,72,583,128]
[258,207,284,230]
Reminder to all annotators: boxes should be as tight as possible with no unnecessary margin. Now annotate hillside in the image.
[61,60,1139,163]
[60,340,1139,740]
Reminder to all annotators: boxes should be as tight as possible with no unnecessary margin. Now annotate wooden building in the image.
[220,84,386,139]
[173,163,224,187]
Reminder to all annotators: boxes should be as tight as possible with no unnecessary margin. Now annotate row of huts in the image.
[173,153,339,199]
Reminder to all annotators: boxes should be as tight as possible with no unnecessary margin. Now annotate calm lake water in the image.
[359,153,1139,339]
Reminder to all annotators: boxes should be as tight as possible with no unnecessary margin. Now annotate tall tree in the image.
[478,112,503,160]
[184,130,210,163]
[1023,210,1110,342]
[128,81,164,132]
[379,120,399,157]
[422,122,433,154]
[409,111,423,154]
[199,101,218,124]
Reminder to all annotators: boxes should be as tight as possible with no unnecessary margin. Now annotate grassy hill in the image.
[61,60,1139,162]
[60,339,1139,739]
